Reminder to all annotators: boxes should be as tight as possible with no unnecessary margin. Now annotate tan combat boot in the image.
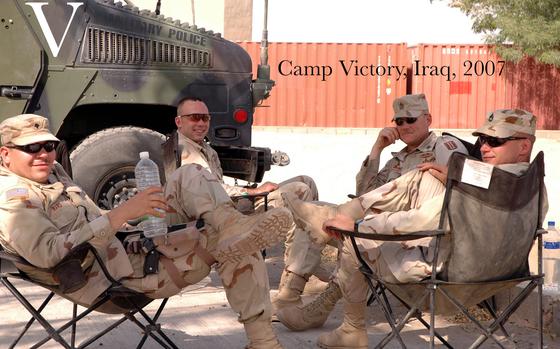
[276,280,342,331]
[244,314,284,349]
[317,301,368,349]
[303,275,329,295]
[204,203,293,263]
[282,193,364,239]
[272,269,306,313]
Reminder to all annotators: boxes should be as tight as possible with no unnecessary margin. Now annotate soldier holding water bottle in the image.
[0,114,293,348]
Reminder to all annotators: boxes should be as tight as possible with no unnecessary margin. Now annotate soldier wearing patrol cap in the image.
[174,97,321,320]
[282,108,547,348]
[274,93,469,330]
[0,114,294,348]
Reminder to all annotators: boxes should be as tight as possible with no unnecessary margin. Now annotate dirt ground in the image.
[1,242,557,349]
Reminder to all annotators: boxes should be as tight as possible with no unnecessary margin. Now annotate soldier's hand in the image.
[107,186,168,230]
[417,163,448,184]
[374,127,400,150]
[323,214,355,240]
[247,181,279,195]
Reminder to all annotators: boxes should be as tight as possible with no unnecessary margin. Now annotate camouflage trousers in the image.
[254,175,318,213]
[336,169,446,303]
[283,201,337,279]
[252,175,321,279]
[124,164,273,323]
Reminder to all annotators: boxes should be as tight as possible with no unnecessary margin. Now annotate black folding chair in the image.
[337,151,546,349]
[0,240,178,349]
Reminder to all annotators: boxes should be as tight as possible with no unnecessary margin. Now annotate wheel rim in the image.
[93,165,138,210]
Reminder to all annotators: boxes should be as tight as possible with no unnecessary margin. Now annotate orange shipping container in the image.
[410,44,559,130]
[238,42,408,127]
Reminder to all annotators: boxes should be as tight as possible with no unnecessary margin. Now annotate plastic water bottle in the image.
[134,152,167,237]
[543,221,560,292]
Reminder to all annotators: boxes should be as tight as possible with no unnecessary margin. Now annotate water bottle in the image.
[134,152,167,237]
[543,221,560,292]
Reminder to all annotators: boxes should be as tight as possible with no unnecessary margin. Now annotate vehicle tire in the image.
[70,127,166,210]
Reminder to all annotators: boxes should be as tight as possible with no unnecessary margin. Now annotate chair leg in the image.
[375,291,432,349]
[126,298,178,349]
[429,284,436,349]
[381,286,452,348]
[71,303,78,348]
[9,291,55,349]
[481,299,509,337]
[1,278,72,349]
[438,287,508,349]
[468,281,539,349]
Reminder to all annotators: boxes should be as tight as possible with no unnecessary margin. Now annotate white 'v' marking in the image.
[26,2,84,58]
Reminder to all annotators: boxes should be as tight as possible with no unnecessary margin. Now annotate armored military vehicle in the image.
[0,0,276,209]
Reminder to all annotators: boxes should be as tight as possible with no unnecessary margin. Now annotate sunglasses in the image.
[478,135,526,148]
[180,113,211,122]
[9,141,59,154]
[394,117,418,126]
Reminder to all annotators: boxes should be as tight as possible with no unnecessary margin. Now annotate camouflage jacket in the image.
[0,164,133,305]
[177,132,245,196]
[355,131,468,196]
[355,162,548,283]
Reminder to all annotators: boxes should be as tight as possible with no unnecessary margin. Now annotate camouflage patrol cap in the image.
[392,93,430,120]
[473,109,537,138]
[0,114,59,146]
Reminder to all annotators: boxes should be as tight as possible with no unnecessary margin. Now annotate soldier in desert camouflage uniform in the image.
[175,96,318,204]
[275,94,468,326]
[0,114,294,349]
[282,109,545,349]
[174,96,321,314]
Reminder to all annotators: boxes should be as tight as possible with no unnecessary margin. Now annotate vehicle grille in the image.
[84,27,211,67]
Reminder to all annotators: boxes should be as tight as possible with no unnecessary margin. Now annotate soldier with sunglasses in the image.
[174,97,326,317]
[275,94,469,331]
[175,96,318,202]
[281,109,546,348]
[0,114,296,348]
[356,93,468,196]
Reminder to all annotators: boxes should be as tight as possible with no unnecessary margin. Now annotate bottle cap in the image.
[548,221,556,228]
[139,151,149,159]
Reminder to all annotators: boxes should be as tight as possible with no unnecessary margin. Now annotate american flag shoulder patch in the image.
[5,187,29,201]
[444,141,458,150]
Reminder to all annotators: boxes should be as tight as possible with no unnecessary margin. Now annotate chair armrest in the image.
[230,191,270,200]
[0,250,29,265]
[331,227,447,241]
[0,242,92,293]
[536,228,547,236]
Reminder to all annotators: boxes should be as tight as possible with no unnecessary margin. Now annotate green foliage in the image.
[448,0,560,67]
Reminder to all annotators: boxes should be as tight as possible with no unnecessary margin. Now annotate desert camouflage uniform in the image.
[0,163,274,323]
[285,132,466,280]
[337,163,535,303]
[355,131,467,196]
[178,132,318,205]
[178,132,318,278]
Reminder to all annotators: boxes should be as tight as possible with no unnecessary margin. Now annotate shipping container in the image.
[505,57,560,130]
[238,42,408,127]
[239,42,558,129]
[410,44,559,130]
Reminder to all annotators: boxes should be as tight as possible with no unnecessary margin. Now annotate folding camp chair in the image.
[0,235,180,349]
[337,151,546,349]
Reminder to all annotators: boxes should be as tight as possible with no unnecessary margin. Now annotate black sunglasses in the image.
[478,135,526,148]
[9,141,59,154]
[394,117,418,126]
[180,113,211,122]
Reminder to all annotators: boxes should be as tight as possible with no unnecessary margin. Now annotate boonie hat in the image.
[392,93,430,120]
[473,109,537,138]
[0,114,59,146]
